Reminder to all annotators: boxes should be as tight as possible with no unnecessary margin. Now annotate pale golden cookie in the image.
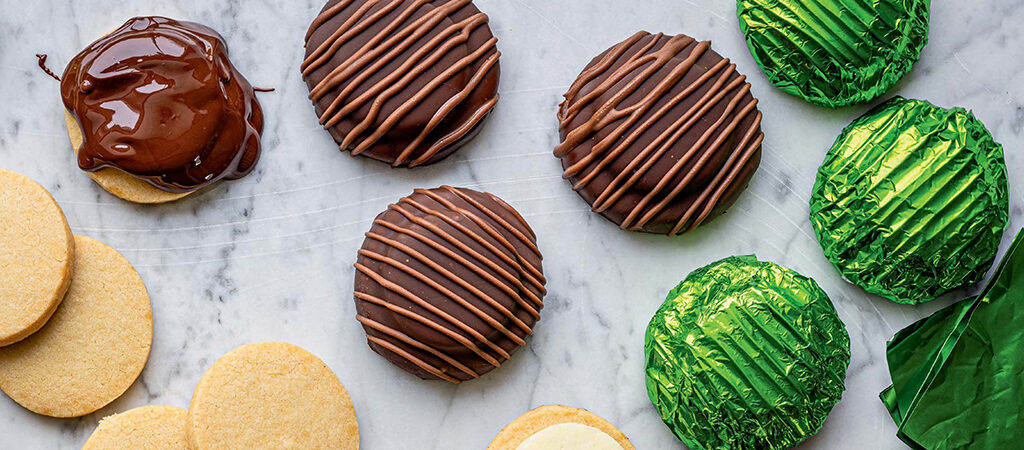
[488,405,634,450]
[83,405,188,449]
[0,169,74,347]
[0,235,152,417]
[187,342,359,449]
[64,110,189,204]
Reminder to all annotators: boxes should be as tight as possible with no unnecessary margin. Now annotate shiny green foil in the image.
[810,97,1008,304]
[644,255,850,450]
[736,0,930,108]
[881,229,1024,449]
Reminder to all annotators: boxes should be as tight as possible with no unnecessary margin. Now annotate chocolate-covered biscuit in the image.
[354,186,544,383]
[556,32,763,235]
[302,0,500,168]
[61,17,263,194]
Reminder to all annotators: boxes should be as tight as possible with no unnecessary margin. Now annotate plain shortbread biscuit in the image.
[0,235,153,417]
[488,405,634,449]
[82,405,188,449]
[64,110,189,204]
[0,169,74,346]
[187,342,359,449]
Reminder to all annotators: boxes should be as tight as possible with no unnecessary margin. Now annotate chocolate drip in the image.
[302,0,500,168]
[36,54,61,82]
[354,186,545,383]
[61,17,263,193]
[556,32,764,235]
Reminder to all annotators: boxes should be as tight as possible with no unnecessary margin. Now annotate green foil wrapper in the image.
[644,255,850,450]
[810,97,1008,305]
[881,229,1024,449]
[736,0,930,108]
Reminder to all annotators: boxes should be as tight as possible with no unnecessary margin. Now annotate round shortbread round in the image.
[83,405,188,449]
[0,235,152,417]
[489,405,634,450]
[187,342,359,449]
[64,110,189,204]
[0,169,74,346]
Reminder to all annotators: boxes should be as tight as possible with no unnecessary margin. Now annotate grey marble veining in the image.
[1,0,1023,448]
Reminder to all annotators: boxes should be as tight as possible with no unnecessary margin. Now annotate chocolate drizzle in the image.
[354,186,545,383]
[36,54,61,82]
[61,17,263,193]
[556,32,764,235]
[302,0,501,168]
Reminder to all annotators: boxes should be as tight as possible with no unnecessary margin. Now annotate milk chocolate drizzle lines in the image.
[556,32,764,235]
[303,0,499,167]
[355,187,544,382]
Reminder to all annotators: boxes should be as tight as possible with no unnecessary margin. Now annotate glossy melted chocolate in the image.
[61,17,263,193]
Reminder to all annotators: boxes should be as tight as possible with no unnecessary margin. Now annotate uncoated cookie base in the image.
[0,235,152,417]
[83,405,188,449]
[0,169,74,346]
[187,342,359,449]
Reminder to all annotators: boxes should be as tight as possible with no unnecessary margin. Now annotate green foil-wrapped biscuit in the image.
[880,229,1024,449]
[645,255,850,449]
[810,97,1008,304]
[736,0,930,107]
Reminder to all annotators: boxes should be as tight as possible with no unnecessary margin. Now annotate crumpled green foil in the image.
[645,255,850,450]
[736,0,930,108]
[810,97,1008,305]
[880,229,1024,450]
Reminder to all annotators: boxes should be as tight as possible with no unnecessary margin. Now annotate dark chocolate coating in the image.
[61,17,263,193]
[354,186,545,383]
[556,32,764,235]
[302,0,501,168]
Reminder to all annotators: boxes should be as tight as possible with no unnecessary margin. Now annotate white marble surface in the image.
[1,0,1022,448]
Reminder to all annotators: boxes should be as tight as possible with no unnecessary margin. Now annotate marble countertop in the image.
[2,0,1023,448]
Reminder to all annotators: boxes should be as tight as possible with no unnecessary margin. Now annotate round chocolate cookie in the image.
[62,17,263,197]
[354,186,545,383]
[556,32,764,236]
[302,0,501,168]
